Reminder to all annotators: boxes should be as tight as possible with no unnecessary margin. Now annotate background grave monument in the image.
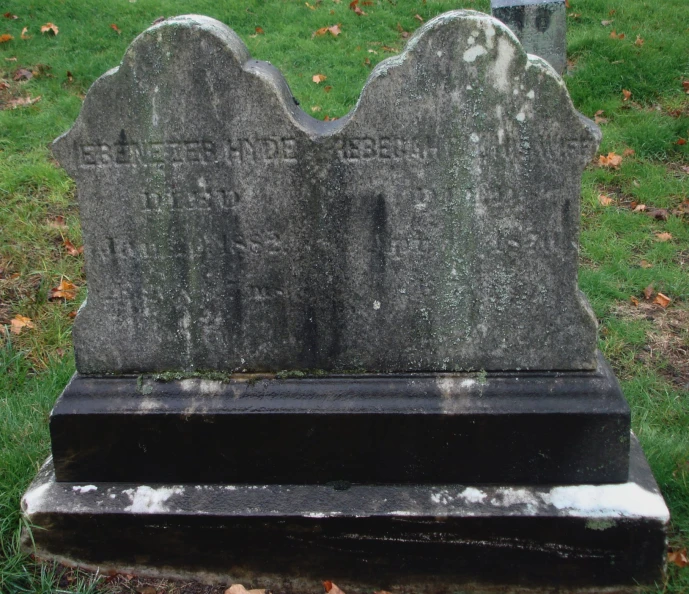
[22,10,668,592]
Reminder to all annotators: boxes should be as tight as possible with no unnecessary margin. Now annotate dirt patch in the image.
[613,301,689,388]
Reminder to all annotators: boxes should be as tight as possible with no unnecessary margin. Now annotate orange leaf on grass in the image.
[655,232,672,242]
[50,279,78,301]
[63,239,84,256]
[622,89,632,101]
[598,152,622,168]
[0,34,13,43]
[110,24,121,34]
[654,293,671,308]
[668,549,689,568]
[40,23,58,35]
[10,315,34,335]
[312,73,327,83]
[21,27,30,39]
[598,194,613,206]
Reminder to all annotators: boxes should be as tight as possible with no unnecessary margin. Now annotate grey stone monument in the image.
[22,11,667,592]
[491,0,567,74]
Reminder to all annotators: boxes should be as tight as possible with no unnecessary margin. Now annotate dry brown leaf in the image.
[21,27,30,39]
[594,115,608,125]
[312,27,328,38]
[225,586,266,594]
[312,73,327,84]
[363,57,371,66]
[4,95,41,109]
[655,232,672,242]
[622,89,632,101]
[634,35,644,47]
[328,24,341,36]
[66,70,73,83]
[353,6,366,15]
[10,315,34,335]
[255,26,265,34]
[647,208,669,221]
[110,24,121,34]
[676,138,687,145]
[668,549,689,568]
[598,194,613,206]
[598,152,622,169]
[382,45,397,52]
[311,105,321,112]
[640,260,652,269]
[49,279,78,301]
[601,20,613,26]
[622,148,635,157]
[48,215,67,229]
[68,310,77,319]
[632,203,646,212]
[324,85,332,93]
[610,30,625,40]
[5,56,17,61]
[3,12,18,19]
[0,34,13,44]
[630,296,639,306]
[40,22,58,35]
[152,16,165,25]
[367,48,377,54]
[13,68,32,81]
[414,14,424,22]
[654,293,671,308]
[305,2,317,9]
[63,239,83,256]
[643,284,654,300]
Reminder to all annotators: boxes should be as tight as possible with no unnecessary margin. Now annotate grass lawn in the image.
[1,0,688,592]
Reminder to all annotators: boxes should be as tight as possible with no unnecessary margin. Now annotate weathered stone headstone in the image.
[23,11,668,592]
[492,0,567,74]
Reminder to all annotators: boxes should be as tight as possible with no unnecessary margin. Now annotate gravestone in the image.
[491,0,567,74]
[23,11,668,592]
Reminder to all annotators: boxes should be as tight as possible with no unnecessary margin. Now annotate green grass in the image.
[1,0,688,592]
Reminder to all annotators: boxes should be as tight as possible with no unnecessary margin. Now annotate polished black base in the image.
[22,438,667,593]
[50,352,630,485]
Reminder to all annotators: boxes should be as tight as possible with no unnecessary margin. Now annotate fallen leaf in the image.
[382,45,397,52]
[48,215,67,229]
[305,2,317,9]
[255,26,265,34]
[668,549,689,568]
[4,95,41,109]
[10,315,34,335]
[63,239,83,256]
[594,115,608,125]
[647,208,668,221]
[654,293,671,308]
[622,89,632,101]
[622,148,635,157]
[367,48,377,54]
[655,232,672,242]
[312,73,327,83]
[0,34,13,44]
[40,22,58,35]
[643,284,654,300]
[152,16,165,25]
[324,115,332,121]
[676,138,687,145]
[640,260,652,268]
[4,12,18,20]
[328,24,341,36]
[322,582,345,594]
[598,152,622,168]
[312,27,329,38]
[632,203,646,212]
[565,0,570,8]
[68,310,77,319]
[601,20,613,26]
[225,586,266,594]
[598,194,614,206]
[13,68,32,81]
[349,0,358,6]
[609,9,616,16]
[363,57,371,66]
[353,6,366,15]
[610,30,625,40]
[630,296,639,306]
[324,85,332,93]
[110,24,121,34]
[21,27,30,39]
[5,56,17,61]
[634,35,644,47]
[414,14,424,23]
[66,71,73,82]
[311,105,321,112]
[49,279,77,301]
[569,13,581,18]
[397,22,409,38]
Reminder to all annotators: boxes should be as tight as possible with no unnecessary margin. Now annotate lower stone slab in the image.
[50,352,630,485]
[23,437,667,593]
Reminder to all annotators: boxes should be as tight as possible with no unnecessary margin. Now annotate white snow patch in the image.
[527,89,535,99]
[123,486,184,513]
[516,112,525,122]
[373,300,381,310]
[22,482,51,515]
[490,37,515,92]
[543,483,670,520]
[436,50,443,58]
[491,488,540,512]
[463,45,487,63]
[460,379,476,389]
[459,487,486,503]
[72,485,97,494]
